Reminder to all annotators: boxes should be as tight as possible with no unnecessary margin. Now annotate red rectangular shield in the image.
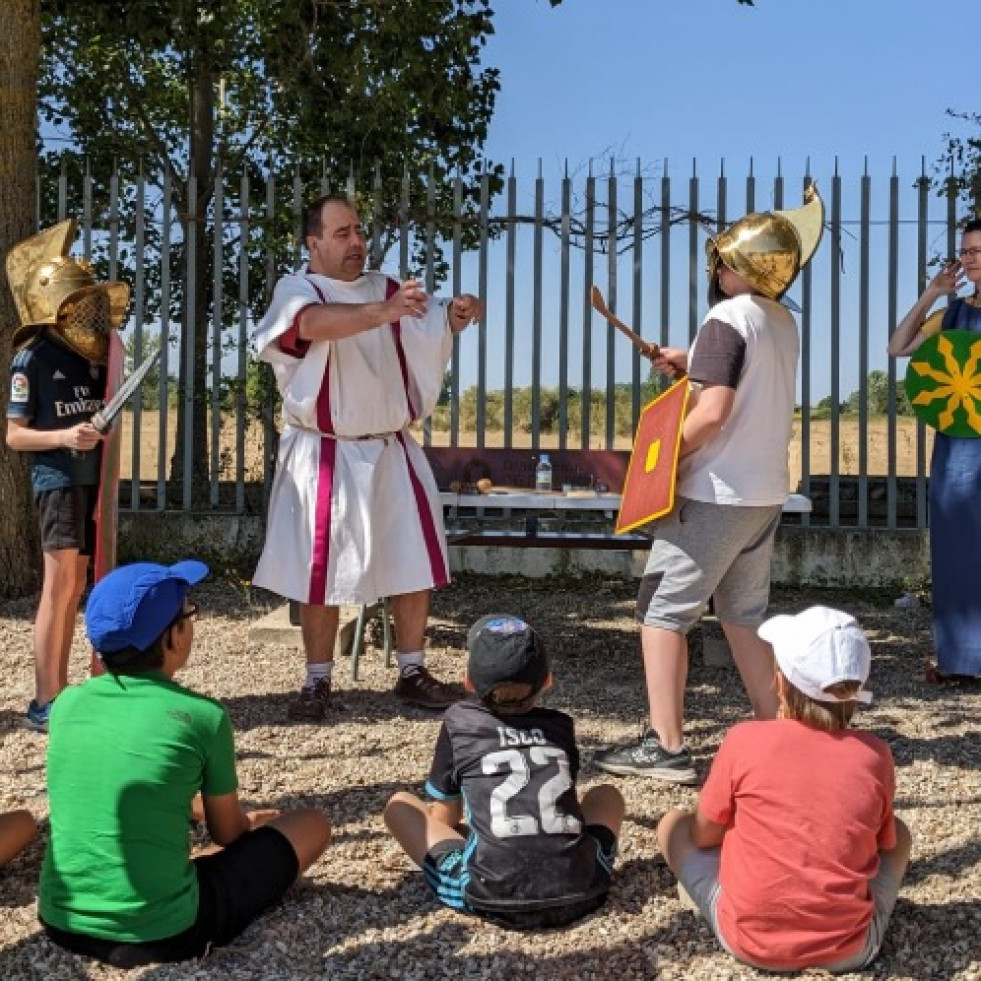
[616,379,689,534]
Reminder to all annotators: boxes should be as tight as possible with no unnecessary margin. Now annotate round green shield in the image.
[905,329,981,437]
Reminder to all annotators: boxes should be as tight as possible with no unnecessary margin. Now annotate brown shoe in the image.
[288,679,331,721]
[394,666,462,710]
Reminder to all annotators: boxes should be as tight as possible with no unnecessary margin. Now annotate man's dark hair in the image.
[303,195,354,240]
[99,606,187,676]
[964,218,981,236]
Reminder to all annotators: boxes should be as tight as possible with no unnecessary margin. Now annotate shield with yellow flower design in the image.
[905,329,981,437]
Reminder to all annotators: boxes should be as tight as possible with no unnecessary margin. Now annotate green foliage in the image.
[813,370,913,417]
[38,0,510,486]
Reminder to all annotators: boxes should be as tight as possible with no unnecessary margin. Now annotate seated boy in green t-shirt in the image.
[39,559,331,967]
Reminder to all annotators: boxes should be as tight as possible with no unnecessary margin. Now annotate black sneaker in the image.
[594,728,698,784]
[288,679,331,721]
[394,665,462,710]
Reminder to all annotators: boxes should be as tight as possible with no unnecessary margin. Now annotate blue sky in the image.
[450,0,981,402]
[482,0,977,180]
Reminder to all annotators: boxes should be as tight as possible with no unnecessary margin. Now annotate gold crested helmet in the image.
[706,183,825,307]
[5,219,130,364]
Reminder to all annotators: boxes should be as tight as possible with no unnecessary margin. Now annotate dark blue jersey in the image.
[7,331,106,492]
[425,700,608,914]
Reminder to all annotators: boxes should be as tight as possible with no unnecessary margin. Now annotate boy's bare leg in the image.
[0,810,38,868]
[267,809,332,874]
[722,622,779,720]
[299,603,339,667]
[36,548,86,705]
[580,785,626,837]
[642,625,689,751]
[384,791,463,867]
[656,809,698,876]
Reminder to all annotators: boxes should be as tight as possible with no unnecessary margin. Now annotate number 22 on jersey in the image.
[482,747,583,838]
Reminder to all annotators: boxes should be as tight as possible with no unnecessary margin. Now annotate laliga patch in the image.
[485,616,527,634]
[10,372,29,403]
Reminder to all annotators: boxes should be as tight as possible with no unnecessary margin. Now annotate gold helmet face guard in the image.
[6,218,130,363]
[704,183,824,306]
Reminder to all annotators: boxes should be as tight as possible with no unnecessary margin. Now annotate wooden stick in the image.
[590,285,660,360]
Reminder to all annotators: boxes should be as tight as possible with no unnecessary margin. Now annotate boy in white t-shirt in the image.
[596,189,824,784]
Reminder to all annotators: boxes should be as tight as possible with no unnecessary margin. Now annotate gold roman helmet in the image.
[5,219,130,364]
[706,183,824,306]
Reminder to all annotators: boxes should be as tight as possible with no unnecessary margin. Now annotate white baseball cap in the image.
[758,606,873,705]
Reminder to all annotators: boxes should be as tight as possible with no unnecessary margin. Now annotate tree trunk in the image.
[0,0,42,598]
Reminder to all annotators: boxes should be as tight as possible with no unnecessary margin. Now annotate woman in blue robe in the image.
[888,218,981,677]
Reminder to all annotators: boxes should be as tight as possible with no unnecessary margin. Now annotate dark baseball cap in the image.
[466,614,549,699]
[86,560,208,654]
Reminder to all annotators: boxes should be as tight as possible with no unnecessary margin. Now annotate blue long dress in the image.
[929,297,981,675]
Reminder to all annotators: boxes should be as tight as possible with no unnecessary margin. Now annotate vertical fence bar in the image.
[558,163,571,450]
[798,164,812,526]
[82,159,92,257]
[57,158,67,221]
[915,159,929,529]
[451,172,463,446]
[236,168,249,513]
[857,160,870,527]
[183,172,197,510]
[292,169,303,272]
[829,163,842,528]
[745,158,755,214]
[581,164,595,448]
[605,159,617,448]
[716,160,727,232]
[424,166,436,294]
[886,160,899,529]
[476,165,490,448]
[262,171,277,507]
[660,161,670,351]
[130,165,146,509]
[532,161,545,448]
[399,166,410,282]
[631,160,643,429]
[688,160,699,343]
[210,162,224,508]
[157,169,171,509]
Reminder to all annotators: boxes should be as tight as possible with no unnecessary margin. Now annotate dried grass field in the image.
[116,411,934,488]
[1,575,979,981]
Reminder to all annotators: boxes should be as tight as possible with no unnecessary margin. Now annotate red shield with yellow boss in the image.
[905,329,981,437]
[616,379,689,534]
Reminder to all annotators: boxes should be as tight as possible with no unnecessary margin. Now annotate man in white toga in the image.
[253,196,484,719]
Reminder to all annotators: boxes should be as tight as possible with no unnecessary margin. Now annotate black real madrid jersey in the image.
[425,700,606,913]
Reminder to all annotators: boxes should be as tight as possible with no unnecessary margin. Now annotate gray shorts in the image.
[636,497,782,631]
[678,846,906,973]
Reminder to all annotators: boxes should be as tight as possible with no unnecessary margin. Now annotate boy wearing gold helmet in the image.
[5,220,129,732]
[596,187,824,784]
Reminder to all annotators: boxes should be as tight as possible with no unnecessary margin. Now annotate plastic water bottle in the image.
[535,453,553,492]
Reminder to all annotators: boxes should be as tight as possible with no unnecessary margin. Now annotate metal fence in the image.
[36,154,977,530]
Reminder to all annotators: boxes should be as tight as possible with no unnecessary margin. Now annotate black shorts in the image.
[425,824,618,931]
[41,826,299,968]
[36,485,98,555]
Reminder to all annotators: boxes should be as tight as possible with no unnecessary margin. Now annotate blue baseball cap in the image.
[86,560,209,654]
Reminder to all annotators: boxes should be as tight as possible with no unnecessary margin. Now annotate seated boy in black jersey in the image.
[384,614,625,929]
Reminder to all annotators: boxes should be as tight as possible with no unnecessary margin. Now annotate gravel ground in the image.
[1,573,980,981]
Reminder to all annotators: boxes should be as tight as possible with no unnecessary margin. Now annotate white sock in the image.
[305,662,332,688]
[396,651,425,675]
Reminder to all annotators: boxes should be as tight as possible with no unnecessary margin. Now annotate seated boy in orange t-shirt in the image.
[657,606,911,973]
